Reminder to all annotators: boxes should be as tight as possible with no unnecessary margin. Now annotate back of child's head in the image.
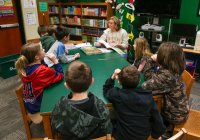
[135,38,151,59]
[157,42,185,75]
[38,25,47,37]
[55,26,70,41]
[119,65,140,88]
[65,61,92,93]
[47,25,57,36]
[15,42,41,79]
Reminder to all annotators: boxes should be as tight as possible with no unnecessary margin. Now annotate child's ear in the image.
[90,78,94,85]
[118,80,122,85]
[35,55,39,60]
[64,82,70,89]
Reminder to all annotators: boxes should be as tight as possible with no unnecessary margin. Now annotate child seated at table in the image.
[132,38,152,73]
[142,42,189,139]
[51,61,112,140]
[44,25,80,67]
[38,25,56,52]
[103,65,166,140]
[15,42,64,124]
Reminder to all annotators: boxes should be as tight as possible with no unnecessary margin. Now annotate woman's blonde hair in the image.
[109,16,121,31]
[15,42,41,79]
[157,42,185,75]
[135,38,151,59]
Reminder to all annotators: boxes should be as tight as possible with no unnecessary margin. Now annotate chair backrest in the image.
[92,134,113,140]
[153,95,164,113]
[182,70,195,99]
[15,84,44,140]
[167,128,187,140]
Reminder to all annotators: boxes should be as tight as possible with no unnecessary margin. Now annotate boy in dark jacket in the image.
[103,65,166,140]
[51,61,112,140]
[38,25,57,52]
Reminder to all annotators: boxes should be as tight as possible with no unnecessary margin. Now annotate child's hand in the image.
[111,69,121,80]
[46,53,58,64]
[65,49,69,55]
[73,53,80,59]
[151,54,158,62]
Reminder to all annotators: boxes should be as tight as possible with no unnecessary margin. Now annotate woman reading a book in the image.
[99,16,129,53]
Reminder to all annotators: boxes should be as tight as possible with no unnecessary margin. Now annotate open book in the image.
[98,40,125,55]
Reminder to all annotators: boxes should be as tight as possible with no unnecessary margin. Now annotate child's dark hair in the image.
[47,25,57,36]
[119,65,140,88]
[37,25,47,37]
[55,26,70,41]
[65,61,92,93]
[157,42,185,75]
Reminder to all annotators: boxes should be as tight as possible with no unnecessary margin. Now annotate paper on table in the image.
[98,40,111,48]
[75,43,92,48]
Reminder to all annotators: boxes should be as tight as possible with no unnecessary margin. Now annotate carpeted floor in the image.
[0,75,200,140]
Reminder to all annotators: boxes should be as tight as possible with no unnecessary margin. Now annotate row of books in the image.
[61,7,81,15]
[49,6,59,14]
[82,8,107,16]
[61,16,81,25]
[49,16,60,24]
[83,35,100,43]
[82,19,107,27]
[68,27,82,35]
[83,27,104,36]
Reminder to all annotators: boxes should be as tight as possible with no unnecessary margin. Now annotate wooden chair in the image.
[182,70,195,99]
[173,109,200,140]
[153,95,163,113]
[92,134,115,140]
[15,84,61,140]
[167,128,187,140]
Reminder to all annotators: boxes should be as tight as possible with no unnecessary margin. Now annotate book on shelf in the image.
[80,47,103,55]
[68,27,82,35]
[62,16,81,25]
[49,16,60,24]
[49,6,59,14]
[82,7,106,16]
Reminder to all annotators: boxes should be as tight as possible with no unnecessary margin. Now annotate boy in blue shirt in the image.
[103,65,166,140]
[44,26,80,67]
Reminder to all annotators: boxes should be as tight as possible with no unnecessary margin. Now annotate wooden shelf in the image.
[70,34,82,36]
[82,25,107,29]
[82,15,107,18]
[62,24,81,26]
[61,14,81,16]
[49,13,59,15]
[82,33,100,37]
[37,2,114,41]
[50,23,60,25]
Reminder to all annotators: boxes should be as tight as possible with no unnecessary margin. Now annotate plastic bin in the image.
[0,54,20,79]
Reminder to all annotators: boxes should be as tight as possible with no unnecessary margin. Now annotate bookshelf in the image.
[37,2,113,42]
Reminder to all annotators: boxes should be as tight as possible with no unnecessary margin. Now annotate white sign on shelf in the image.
[26,12,36,25]
[23,0,36,8]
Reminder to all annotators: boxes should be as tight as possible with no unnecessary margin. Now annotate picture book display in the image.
[80,47,103,55]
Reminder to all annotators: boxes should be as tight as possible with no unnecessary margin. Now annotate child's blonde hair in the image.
[134,38,151,59]
[157,42,185,75]
[15,42,41,79]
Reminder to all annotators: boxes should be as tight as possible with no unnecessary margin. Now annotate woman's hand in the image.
[109,43,119,47]
[46,53,58,64]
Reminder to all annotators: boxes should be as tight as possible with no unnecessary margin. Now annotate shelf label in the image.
[39,2,47,12]
[126,13,134,23]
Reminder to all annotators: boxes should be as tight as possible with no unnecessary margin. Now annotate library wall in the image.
[20,0,40,41]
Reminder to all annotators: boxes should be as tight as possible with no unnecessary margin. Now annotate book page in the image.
[98,40,111,48]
